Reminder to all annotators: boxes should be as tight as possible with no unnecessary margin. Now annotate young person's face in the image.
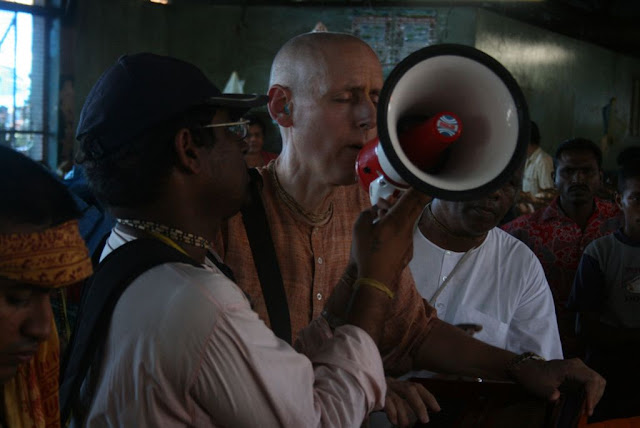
[0,278,52,383]
[618,176,640,239]
[245,124,265,154]
[553,149,602,206]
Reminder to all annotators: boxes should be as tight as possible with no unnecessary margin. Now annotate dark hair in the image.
[242,112,266,134]
[554,137,602,170]
[530,121,540,145]
[617,146,640,192]
[76,105,218,209]
[0,146,80,228]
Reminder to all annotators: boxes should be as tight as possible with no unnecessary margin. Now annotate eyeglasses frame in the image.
[200,119,250,140]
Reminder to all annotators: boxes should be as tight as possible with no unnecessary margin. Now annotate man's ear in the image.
[268,85,293,127]
[615,191,623,210]
[173,128,202,174]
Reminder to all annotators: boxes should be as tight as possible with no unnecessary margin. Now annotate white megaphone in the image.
[356,44,530,204]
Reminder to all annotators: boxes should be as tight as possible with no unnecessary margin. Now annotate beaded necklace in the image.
[268,162,333,225]
[116,218,212,250]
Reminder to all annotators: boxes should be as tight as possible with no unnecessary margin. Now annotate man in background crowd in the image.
[568,149,640,422]
[243,112,278,168]
[503,137,621,358]
[523,121,554,198]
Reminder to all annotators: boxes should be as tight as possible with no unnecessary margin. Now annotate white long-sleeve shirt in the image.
[83,230,386,427]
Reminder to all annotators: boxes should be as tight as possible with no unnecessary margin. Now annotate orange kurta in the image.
[218,166,436,374]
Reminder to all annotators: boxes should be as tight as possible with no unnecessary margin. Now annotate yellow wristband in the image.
[354,278,395,299]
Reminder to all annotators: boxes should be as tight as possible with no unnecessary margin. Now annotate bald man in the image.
[217,32,605,426]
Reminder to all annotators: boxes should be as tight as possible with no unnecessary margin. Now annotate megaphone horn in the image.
[356,44,530,205]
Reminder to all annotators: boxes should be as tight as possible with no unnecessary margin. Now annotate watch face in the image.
[506,352,546,378]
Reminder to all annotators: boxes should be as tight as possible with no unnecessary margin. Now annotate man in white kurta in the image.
[410,226,563,360]
[409,168,563,361]
[523,146,554,197]
[523,121,554,197]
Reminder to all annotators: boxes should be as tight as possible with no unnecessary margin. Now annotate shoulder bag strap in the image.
[240,168,292,344]
[59,238,201,423]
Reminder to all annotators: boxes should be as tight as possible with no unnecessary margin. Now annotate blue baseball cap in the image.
[76,52,267,156]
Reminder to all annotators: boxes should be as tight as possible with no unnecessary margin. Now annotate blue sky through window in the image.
[0,10,32,112]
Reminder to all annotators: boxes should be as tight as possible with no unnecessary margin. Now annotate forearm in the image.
[323,269,356,323]
[346,284,392,346]
[207,305,386,427]
[413,319,517,380]
[323,271,393,347]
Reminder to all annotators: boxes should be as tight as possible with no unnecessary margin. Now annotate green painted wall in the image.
[475,9,640,170]
[73,2,471,152]
[73,1,639,166]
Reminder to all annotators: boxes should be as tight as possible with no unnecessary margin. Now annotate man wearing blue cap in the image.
[67,52,432,427]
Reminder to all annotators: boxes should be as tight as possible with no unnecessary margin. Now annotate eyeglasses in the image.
[200,120,249,140]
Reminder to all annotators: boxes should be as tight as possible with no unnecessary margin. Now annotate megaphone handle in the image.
[369,176,403,207]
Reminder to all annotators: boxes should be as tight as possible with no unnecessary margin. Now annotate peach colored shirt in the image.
[218,167,437,374]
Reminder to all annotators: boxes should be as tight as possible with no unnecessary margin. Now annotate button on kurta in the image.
[316,293,323,300]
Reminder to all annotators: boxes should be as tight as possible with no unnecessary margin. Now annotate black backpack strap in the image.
[90,231,110,267]
[59,238,201,423]
[241,168,292,344]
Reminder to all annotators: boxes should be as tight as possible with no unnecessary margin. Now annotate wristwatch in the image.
[506,351,546,378]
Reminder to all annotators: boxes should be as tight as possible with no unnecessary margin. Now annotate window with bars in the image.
[0,0,60,167]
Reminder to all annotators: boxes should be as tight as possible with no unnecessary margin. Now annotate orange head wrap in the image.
[1,220,93,428]
[0,219,93,288]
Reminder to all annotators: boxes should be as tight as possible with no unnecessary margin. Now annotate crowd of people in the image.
[0,30,638,427]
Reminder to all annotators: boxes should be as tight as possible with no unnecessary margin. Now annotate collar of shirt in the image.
[541,196,608,225]
[614,228,640,247]
[526,146,543,164]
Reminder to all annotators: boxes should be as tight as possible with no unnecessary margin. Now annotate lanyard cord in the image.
[428,248,475,304]
[422,203,483,304]
[146,230,189,256]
